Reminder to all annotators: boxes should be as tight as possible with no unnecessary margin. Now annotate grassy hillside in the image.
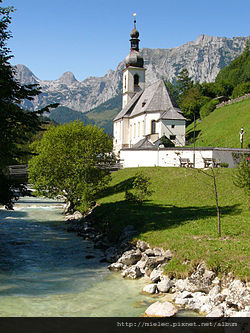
[92,167,249,280]
[186,98,250,148]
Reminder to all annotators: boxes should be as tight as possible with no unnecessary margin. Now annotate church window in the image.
[134,74,139,86]
[170,135,176,140]
[151,120,156,134]
[171,124,175,128]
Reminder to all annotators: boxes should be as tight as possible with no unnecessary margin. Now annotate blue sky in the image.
[3,0,250,81]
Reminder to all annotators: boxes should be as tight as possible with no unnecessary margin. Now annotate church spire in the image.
[130,13,140,51]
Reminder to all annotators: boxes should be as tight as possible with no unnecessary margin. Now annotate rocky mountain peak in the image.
[57,71,78,85]
[14,64,39,85]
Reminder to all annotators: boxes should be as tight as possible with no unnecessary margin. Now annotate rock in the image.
[108,262,124,272]
[213,293,226,306]
[105,247,119,263]
[145,301,178,317]
[212,277,221,285]
[146,256,167,270]
[157,277,172,293]
[163,250,173,259]
[208,285,220,299]
[143,284,158,294]
[150,267,164,283]
[144,248,155,256]
[121,265,143,279]
[118,250,142,266]
[136,240,149,252]
[231,311,250,317]
[226,280,249,310]
[206,308,224,317]
[153,247,164,256]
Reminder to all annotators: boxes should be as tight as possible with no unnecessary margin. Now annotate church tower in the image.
[122,14,146,108]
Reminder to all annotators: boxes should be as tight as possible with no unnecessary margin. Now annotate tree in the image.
[176,68,193,95]
[233,156,250,206]
[125,172,153,205]
[0,1,58,208]
[198,168,222,237]
[28,121,116,212]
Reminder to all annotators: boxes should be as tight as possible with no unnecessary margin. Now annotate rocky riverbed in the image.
[65,211,250,318]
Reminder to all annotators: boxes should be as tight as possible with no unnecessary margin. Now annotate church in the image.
[113,16,186,156]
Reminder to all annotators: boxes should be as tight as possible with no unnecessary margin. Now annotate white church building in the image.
[113,17,186,156]
[113,16,249,169]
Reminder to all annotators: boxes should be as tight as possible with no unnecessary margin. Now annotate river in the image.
[0,196,169,317]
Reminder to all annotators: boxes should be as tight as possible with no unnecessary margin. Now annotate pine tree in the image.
[0,1,57,208]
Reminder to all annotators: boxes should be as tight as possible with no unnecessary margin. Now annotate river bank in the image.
[65,211,250,318]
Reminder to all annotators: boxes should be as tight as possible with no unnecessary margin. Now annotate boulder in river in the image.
[145,301,178,317]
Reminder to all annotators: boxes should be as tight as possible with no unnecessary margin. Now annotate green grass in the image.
[186,98,250,148]
[92,167,250,280]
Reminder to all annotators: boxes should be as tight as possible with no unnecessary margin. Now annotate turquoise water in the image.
[0,197,157,317]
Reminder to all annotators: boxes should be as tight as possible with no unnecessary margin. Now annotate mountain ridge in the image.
[15,34,249,114]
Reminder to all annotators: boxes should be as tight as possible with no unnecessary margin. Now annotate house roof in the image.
[114,79,185,121]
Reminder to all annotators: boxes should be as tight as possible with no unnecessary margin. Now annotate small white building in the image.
[113,17,186,156]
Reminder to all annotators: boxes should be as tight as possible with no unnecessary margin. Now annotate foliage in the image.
[176,68,193,95]
[179,86,210,119]
[0,1,58,208]
[164,81,180,103]
[49,106,93,125]
[28,121,115,212]
[92,167,249,279]
[231,82,250,99]
[125,172,153,204]
[200,99,220,119]
[216,41,250,90]
[233,156,250,198]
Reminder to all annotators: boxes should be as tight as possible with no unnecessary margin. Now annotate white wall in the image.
[121,149,213,168]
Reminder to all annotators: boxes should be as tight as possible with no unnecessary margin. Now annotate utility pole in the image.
[193,113,196,168]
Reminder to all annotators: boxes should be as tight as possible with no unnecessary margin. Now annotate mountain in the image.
[15,35,249,117]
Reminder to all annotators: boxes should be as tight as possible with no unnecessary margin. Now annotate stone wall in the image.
[216,93,250,109]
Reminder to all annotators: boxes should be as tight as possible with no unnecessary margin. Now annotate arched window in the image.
[151,120,156,134]
[134,74,139,86]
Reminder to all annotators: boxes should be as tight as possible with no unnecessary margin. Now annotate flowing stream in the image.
[0,196,172,317]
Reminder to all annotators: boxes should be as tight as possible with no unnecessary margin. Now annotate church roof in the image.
[132,137,157,149]
[114,79,186,121]
[113,90,143,121]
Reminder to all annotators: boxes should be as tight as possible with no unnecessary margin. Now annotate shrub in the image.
[220,162,229,168]
[233,156,250,197]
[200,99,219,120]
[231,82,250,99]
[125,172,153,204]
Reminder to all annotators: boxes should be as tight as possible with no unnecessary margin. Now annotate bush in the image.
[231,82,250,99]
[233,156,250,197]
[200,99,219,119]
[125,172,153,204]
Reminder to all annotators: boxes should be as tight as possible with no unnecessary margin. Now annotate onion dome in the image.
[125,50,144,68]
[130,27,139,39]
